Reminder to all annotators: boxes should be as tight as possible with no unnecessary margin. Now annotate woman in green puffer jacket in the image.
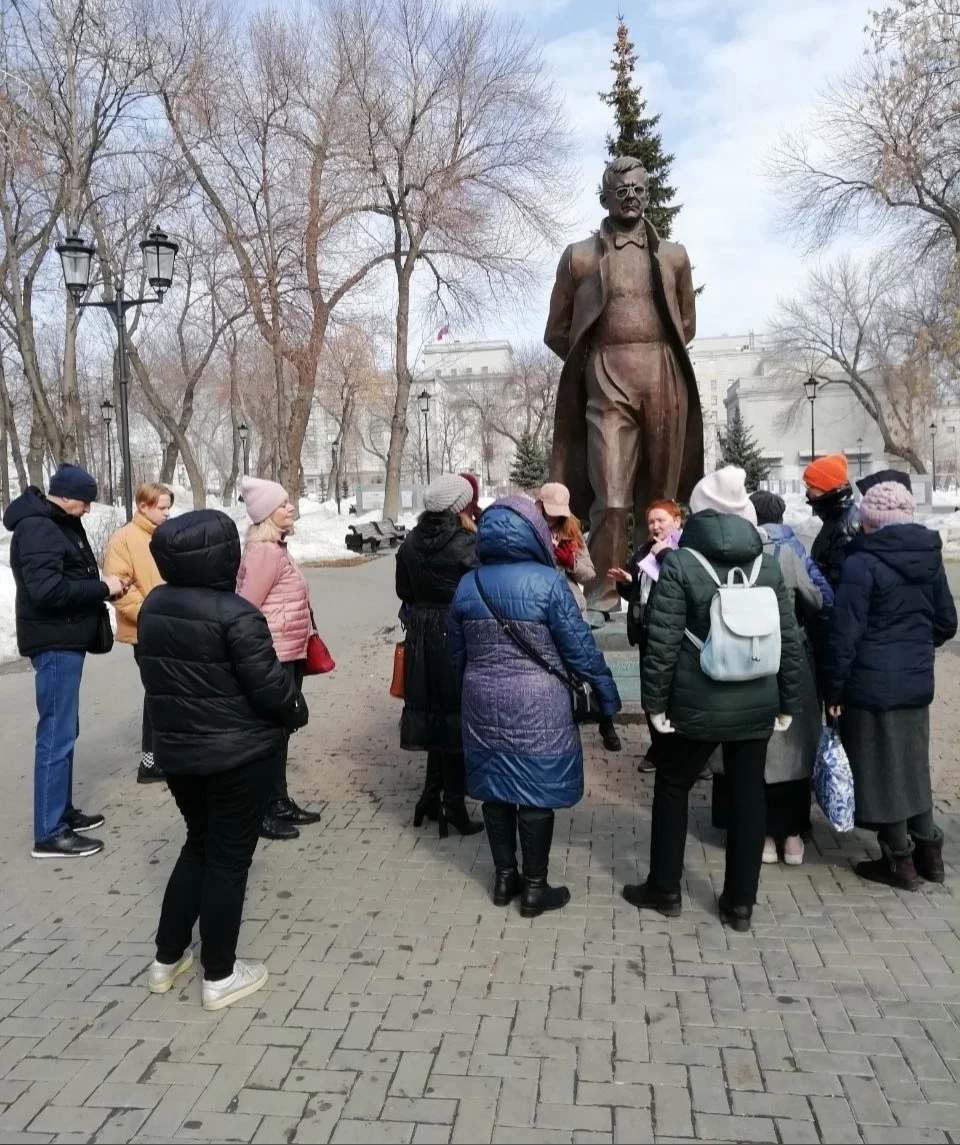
[624,468,804,932]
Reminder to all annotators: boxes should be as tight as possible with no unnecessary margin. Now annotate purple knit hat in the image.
[494,495,556,563]
[859,480,915,529]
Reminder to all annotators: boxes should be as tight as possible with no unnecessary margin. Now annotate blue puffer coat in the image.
[822,524,957,711]
[448,498,621,809]
[763,523,835,609]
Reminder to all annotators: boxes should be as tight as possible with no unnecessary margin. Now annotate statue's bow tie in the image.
[612,229,646,249]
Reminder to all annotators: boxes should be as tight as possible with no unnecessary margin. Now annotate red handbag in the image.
[304,610,335,675]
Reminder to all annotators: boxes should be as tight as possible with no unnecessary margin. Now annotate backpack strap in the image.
[682,549,718,651]
[684,548,722,586]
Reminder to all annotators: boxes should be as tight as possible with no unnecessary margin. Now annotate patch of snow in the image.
[0,564,17,663]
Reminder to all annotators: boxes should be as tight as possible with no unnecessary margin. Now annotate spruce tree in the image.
[510,432,548,489]
[718,411,769,492]
[600,17,680,238]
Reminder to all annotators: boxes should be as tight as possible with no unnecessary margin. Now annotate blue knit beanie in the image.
[48,463,98,503]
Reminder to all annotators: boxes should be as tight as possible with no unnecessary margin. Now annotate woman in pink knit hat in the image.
[237,476,322,841]
[824,481,957,890]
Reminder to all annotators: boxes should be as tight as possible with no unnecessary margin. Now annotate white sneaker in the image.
[762,837,779,864]
[201,959,268,1011]
[783,836,805,866]
[147,951,194,993]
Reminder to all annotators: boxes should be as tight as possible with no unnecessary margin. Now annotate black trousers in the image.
[132,645,153,754]
[156,755,273,980]
[649,735,769,908]
[271,661,305,802]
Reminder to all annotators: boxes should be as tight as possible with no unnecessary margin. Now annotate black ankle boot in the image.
[517,807,569,918]
[520,879,570,918]
[599,718,621,752]
[414,752,443,828]
[622,881,682,917]
[442,796,484,837]
[260,815,299,841]
[483,803,521,905]
[718,894,753,932]
[272,797,322,825]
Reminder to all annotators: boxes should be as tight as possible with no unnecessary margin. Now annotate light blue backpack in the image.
[683,548,782,682]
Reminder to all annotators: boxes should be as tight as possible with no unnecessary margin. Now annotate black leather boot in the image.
[442,796,485,837]
[518,808,570,918]
[272,797,322,825]
[438,751,483,839]
[622,881,682,917]
[413,751,443,828]
[718,894,753,933]
[599,718,622,752]
[483,803,522,906]
[260,813,299,841]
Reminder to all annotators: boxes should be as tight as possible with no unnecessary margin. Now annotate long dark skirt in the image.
[839,705,931,827]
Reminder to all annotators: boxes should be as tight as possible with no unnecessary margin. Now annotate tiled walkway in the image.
[0,558,958,1144]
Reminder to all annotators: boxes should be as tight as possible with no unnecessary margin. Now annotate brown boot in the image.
[912,839,945,883]
[855,852,921,891]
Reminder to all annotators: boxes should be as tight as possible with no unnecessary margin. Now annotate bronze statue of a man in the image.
[544,155,704,616]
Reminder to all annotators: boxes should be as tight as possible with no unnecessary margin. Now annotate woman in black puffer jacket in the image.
[138,510,307,1012]
[397,475,483,838]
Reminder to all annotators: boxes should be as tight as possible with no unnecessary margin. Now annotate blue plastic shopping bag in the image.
[812,725,855,833]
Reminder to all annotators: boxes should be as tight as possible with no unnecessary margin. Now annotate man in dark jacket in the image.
[138,509,307,1011]
[3,465,128,859]
[804,454,861,591]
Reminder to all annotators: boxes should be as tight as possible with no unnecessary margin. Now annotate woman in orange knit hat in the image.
[803,454,861,592]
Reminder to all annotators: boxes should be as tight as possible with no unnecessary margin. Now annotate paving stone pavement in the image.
[1,556,959,1144]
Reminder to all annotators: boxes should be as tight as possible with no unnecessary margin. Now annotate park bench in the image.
[373,519,407,546]
[344,523,382,553]
[345,519,407,554]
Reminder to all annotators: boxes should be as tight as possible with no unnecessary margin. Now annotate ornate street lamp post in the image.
[57,227,178,521]
[100,399,115,505]
[418,389,432,485]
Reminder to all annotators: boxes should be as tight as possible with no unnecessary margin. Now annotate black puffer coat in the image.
[641,511,804,741]
[396,511,479,751]
[809,484,861,590]
[3,487,109,658]
[138,510,307,775]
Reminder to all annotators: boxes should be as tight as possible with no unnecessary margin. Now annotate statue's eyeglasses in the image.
[614,185,646,201]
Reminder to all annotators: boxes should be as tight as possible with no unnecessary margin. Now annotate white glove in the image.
[649,712,675,735]
[773,714,793,733]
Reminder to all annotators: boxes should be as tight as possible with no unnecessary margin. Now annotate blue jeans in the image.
[31,650,85,842]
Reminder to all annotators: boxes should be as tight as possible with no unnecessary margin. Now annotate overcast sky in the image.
[435,0,873,350]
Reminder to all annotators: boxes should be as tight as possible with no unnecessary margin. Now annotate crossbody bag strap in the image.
[473,571,573,693]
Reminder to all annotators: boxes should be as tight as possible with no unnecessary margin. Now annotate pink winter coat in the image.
[236,540,311,663]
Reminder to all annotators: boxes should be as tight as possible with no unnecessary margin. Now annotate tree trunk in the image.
[27,406,45,487]
[160,441,179,485]
[383,265,415,520]
[0,357,27,496]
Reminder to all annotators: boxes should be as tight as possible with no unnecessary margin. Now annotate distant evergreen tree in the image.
[600,17,680,237]
[718,411,769,492]
[510,432,548,489]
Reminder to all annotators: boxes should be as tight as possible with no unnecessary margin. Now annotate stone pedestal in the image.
[591,615,643,721]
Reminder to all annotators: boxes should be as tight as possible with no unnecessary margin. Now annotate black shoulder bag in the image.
[472,571,598,724]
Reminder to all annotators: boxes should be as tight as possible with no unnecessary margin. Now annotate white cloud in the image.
[483,0,875,346]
